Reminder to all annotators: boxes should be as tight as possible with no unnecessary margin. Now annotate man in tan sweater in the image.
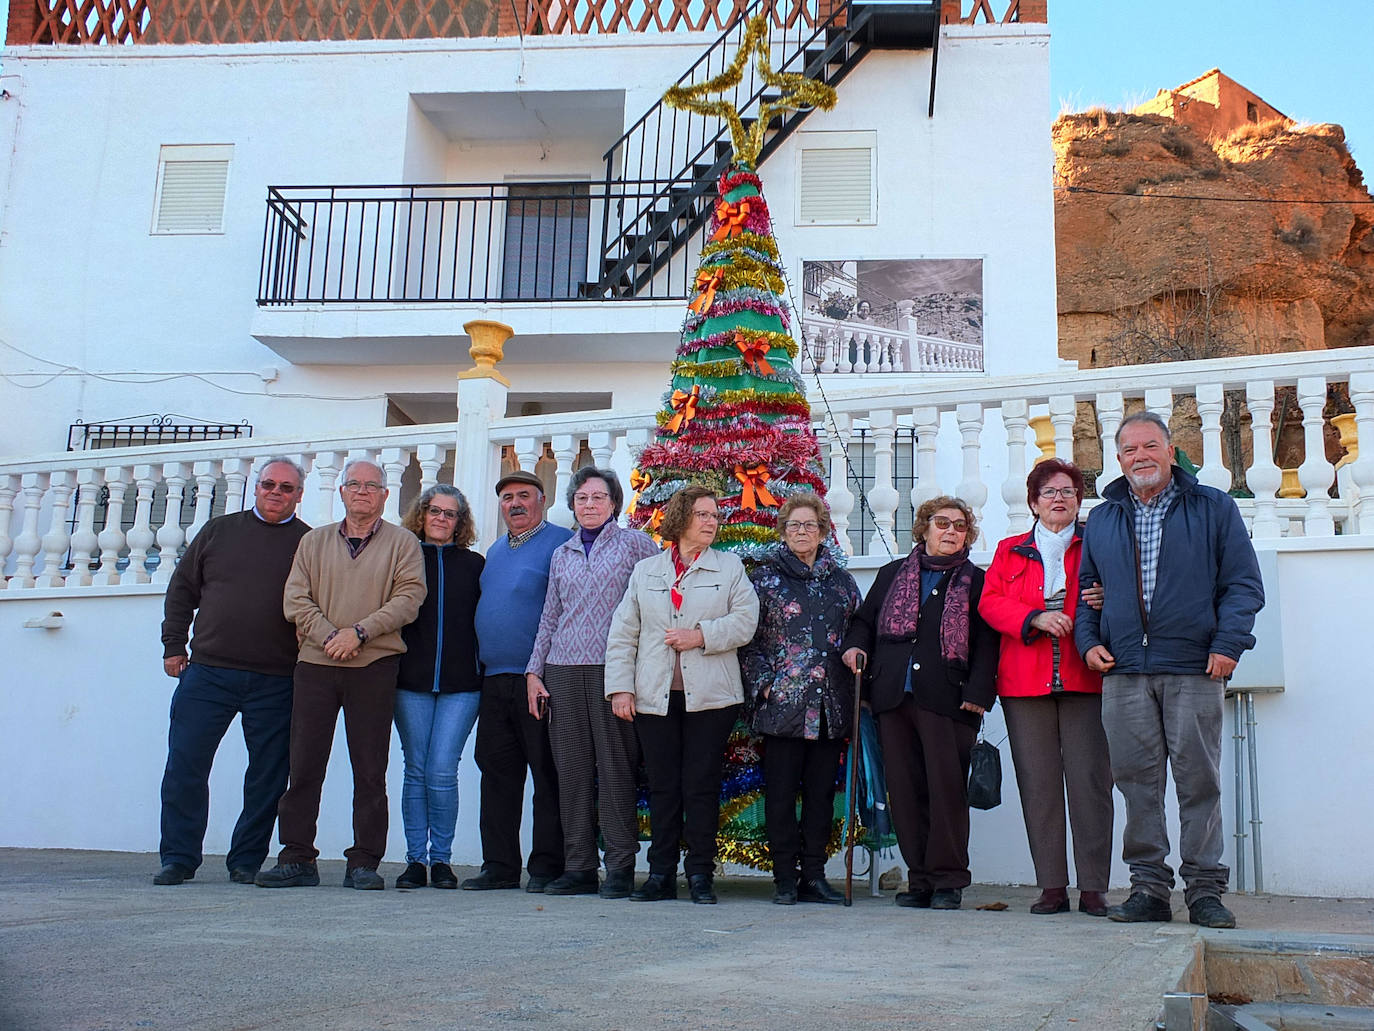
[256,459,426,891]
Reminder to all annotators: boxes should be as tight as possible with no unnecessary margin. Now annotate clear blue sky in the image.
[2,0,1370,170]
[1050,0,1374,168]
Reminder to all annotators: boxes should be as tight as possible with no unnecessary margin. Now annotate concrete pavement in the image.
[2,849,1372,1031]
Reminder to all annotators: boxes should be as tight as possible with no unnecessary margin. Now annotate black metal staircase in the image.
[588,0,885,299]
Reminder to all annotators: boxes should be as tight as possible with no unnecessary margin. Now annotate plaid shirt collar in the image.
[506,520,547,550]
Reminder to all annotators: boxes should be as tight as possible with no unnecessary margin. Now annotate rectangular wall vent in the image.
[153,144,232,235]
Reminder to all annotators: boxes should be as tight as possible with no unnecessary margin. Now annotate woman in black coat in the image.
[842,495,998,911]
[740,493,860,906]
[393,485,484,890]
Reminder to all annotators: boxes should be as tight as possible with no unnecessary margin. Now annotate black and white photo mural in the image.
[800,258,985,374]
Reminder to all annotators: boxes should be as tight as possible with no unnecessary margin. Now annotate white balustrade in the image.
[186,461,217,544]
[222,458,249,515]
[825,411,855,556]
[67,468,102,587]
[1144,387,1174,425]
[1195,384,1231,492]
[311,452,343,526]
[380,447,410,523]
[1245,381,1283,540]
[1096,391,1124,485]
[93,467,130,586]
[866,411,899,556]
[911,406,941,510]
[1296,377,1335,536]
[0,474,19,576]
[1350,372,1374,534]
[548,435,577,528]
[123,465,158,585]
[152,462,188,584]
[955,403,988,546]
[588,431,614,469]
[416,444,446,497]
[1000,399,1031,535]
[35,469,75,588]
[1048,394,1076,468]
[8,472,48,590]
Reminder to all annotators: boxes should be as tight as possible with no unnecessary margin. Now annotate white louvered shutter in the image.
[153,145,232,234]
[798,146,874,224]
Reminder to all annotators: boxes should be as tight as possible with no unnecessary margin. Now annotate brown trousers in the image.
[276,657,399,870]
[879,697,977,892]
[1002,692,1115,892]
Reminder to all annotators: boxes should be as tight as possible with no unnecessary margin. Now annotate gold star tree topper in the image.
[663,14,838,168]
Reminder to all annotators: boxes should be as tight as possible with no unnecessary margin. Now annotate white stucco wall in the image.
[0,25,1056,460]
[2,538,1370,898]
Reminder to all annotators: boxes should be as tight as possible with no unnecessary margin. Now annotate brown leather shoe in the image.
[1078,891,1110,917]
[1030,887,1070,914]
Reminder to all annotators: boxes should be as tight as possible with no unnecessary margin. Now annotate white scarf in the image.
[1034,520,1076,599]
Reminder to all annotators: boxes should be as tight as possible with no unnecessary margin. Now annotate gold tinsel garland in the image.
[700,231,780,262]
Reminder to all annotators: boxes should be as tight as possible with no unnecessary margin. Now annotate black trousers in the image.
[634,693,739,877]
[763,734,845,883]
[472,673,564,880]
[878,697,977,892]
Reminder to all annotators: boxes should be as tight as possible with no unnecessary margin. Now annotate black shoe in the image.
[1188,895,1236,928]
[460,870,520,891]
[600,867,634,899]
[544,870,600,896]
[430,862,458,889]
[688,873,717,904]
[228,867,259,885]
[797,877,844,904]
[896,889,934,908]
[1107,891,1173,923]
[1030,888,1071,914]
[255,862,320,888]
[630,873,678,902]
[526,874,556,894]
[395,862,427,889]
[153,863,194,886]
[930,888,963,910]
[344,867,385,890]
[773,881,798,905]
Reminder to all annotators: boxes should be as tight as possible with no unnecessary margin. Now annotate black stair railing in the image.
[592,0,872,298]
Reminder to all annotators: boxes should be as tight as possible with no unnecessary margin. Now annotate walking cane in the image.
[843,653,866,907]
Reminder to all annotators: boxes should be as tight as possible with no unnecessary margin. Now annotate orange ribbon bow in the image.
[711,199,751,242]
[645,508,665,536]
[733,332,775,376]
[665,385,701,434]
[688,269,723,315]
[630,470,651,492]
[734,463,780,510]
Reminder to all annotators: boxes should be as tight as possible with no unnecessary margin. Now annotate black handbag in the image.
[967,736,1002,810]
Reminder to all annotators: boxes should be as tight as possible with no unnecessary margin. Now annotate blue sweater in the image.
[475,522,574,675]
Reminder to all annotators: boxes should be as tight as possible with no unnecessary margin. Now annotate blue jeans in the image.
[159,662,293,873]
[393,689,481,864]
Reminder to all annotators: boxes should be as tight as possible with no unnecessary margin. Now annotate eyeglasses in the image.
[931,516,969,532]
[782,520,821,533]
[1038,487,1078,500]
[257,480,299,495]
[573,492,611,505]
[424,506,460,521]
[342,480,384,494]
[691,510,721,522]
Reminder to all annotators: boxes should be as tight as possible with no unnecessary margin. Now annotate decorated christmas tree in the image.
[625,17,862,869]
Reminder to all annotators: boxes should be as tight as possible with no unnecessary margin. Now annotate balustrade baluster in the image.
[837,331,853,374]
[819,328,836,374]
[588,431,614,469]
[802,325,819,373]
[1144,387,1174,426]
[1348,372,1374,534]
[310,452,343,526]
[122,465,158,585]
[1245,380,1283,539]
[1048,394,1076,467]
[1194,384,1231,491]
[35,470,75,589]
[866,410,899,557]
[222,458,250,514]
[380,448,410,523]
[93,466,130,586]
[8,472,48,590]
[911,406,941,509]
[892,339,906,373]
[825,412,855,556]
[876,336,891,373]
[0,474,18,578]
[153,463,189,584]
[67,469,103,587]
[416,444,446,495]
[1095,392,1124,486]
[955,403,989,547]
[623,428,651,517]
[548,435,577,529]
[185,461,217,544]
[1000,399,1031,535]
[1296,376,1335,536]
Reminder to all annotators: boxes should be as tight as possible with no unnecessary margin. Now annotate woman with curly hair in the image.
[392,484,484,890]
[842,495,998,911]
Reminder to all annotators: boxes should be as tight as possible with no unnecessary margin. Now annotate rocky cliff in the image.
[1054,111,1374,367]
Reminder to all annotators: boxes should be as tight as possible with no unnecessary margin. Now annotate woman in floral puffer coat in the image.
[741,493,860,906]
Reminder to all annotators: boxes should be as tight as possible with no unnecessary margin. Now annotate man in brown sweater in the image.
[256,459,426,890]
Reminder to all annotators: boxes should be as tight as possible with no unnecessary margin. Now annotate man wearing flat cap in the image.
[462,471,573,891]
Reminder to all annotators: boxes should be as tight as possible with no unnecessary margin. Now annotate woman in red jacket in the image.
[979,459,1113,917]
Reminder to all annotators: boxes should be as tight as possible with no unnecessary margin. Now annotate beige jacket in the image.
[604,546,759,714]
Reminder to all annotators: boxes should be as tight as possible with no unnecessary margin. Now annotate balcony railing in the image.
[259,181,708,304]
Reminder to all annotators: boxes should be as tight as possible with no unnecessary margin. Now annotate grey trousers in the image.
[1002,693,1114,892]
[1100,673,1228,905]
[545,664,641,873]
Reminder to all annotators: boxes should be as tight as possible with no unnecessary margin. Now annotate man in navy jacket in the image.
[1076,412,1263,929]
